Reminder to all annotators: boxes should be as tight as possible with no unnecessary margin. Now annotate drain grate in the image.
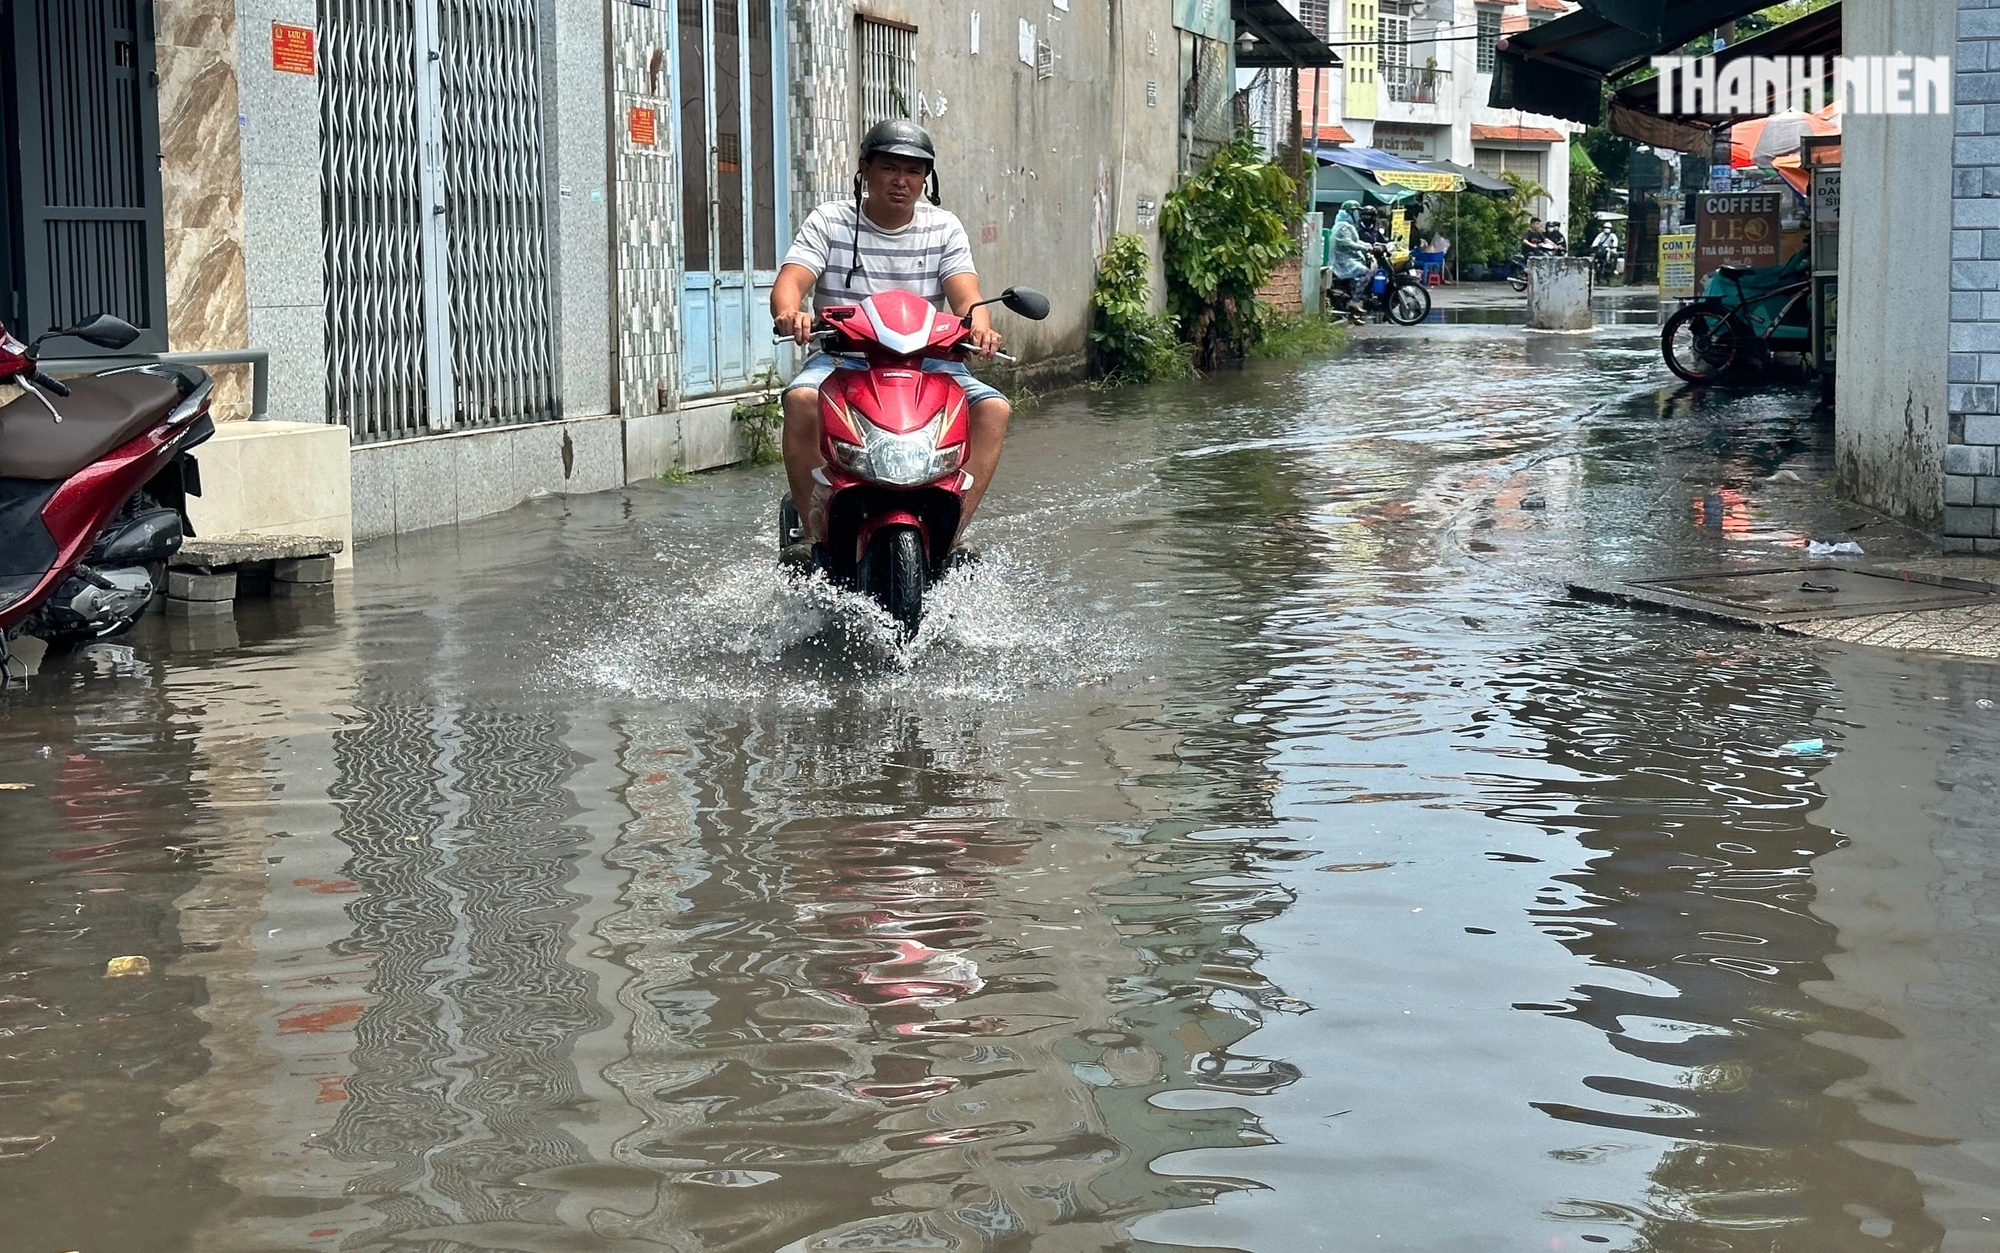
[1569,565,2000,627]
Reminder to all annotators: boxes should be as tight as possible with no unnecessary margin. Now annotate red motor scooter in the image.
[779,285,1049,635]
[0,313,214,656]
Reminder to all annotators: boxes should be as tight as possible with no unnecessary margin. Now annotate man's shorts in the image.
[786,351,1006,408]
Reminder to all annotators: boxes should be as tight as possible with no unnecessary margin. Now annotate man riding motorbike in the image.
[1591,223,1621,278]
[1357,205,1388,247]
[771,120,1006,569]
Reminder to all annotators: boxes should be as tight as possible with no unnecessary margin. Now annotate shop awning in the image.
[1487,0,1808,126]
[1233,0,1342,68]
[1315,144,1463,192]
[1605,2,1842,151]
[1313,163,1419,207]
[1429,160,1515,196]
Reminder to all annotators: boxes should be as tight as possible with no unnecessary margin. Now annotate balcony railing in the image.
[1383,64,1450,105]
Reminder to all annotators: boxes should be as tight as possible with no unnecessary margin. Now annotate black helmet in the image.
[859,119,935,163]
[847,120,941,280]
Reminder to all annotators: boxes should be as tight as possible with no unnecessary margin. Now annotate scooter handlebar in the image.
[29,369,68,398]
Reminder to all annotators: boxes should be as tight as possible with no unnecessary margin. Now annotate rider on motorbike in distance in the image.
[1327,199,1373,312]
[770,120,1006,569]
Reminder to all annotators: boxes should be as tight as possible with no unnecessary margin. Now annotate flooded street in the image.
[5,307,2000,1253]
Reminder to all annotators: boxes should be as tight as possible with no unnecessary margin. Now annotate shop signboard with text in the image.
[1695,192,1782,285]
[1658,234,1697,299]
[1372,124,1440,161]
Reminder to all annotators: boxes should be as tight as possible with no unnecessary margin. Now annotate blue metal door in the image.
[675,0,785,397]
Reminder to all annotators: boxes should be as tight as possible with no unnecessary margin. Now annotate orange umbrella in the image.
[1729,103,1840,169]
[1771,153,1808,196]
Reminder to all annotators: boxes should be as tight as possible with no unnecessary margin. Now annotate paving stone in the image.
[1946,506,1998,536]
[165,595,232,618]
[166,570,236,602]
[271,579,333,600]
[170,534,344,569]
[1945,443,1997,475]
[274,555,336,584]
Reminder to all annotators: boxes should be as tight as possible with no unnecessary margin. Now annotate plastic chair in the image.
[1414,251,1445,287]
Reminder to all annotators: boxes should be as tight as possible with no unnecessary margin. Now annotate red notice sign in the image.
[628,106,658,147]
[272,22,315,75]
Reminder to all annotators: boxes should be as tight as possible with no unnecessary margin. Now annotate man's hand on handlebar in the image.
[774,309,816,345]
[967,325,1003,359]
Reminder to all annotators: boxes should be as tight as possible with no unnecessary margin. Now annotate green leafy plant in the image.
[731,367,785,466]
[1451,174,1544,268]
[1162,135,1299,369]
[1567,140,1603,250]
[1090,232,1195,385]
[1251,310,1348,359]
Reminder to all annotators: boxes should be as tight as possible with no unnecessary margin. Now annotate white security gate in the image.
[320,0,557,443]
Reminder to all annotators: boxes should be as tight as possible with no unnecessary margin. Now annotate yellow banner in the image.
[1659,232,1697,298]
[1376,170,1464,193]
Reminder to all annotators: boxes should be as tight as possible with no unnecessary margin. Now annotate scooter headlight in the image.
[842,411,959,487]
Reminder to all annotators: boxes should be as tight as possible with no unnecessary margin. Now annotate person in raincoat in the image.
[1327,199,1373,309]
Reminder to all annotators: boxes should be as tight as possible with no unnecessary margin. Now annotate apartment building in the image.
[1297,0,1577,223]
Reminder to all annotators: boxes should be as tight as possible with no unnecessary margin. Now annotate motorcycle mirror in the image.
[64,313,142,350]
[1000,286,1050,321]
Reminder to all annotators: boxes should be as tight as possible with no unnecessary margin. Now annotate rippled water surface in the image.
[5,311,1999,1253]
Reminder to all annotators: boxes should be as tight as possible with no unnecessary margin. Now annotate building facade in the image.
[1297,0,1576,226]
[1,0,1191,543]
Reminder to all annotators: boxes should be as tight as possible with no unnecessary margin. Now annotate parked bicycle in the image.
[1661,250,1813,384]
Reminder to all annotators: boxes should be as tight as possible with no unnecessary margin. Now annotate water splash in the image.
[570,540,1138,706]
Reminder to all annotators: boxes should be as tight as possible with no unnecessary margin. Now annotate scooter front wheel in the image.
[860,526,927,638]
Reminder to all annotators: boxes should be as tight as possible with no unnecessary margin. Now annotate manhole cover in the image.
[1570,564,1999,627]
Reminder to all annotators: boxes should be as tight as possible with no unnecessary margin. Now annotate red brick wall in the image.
[1257,256,1303,314]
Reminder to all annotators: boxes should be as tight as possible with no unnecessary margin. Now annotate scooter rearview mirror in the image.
[66,313,142,351]
[1000,286,1050,321]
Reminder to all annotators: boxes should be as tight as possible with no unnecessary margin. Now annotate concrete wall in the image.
[1837,0,1955,526]
[794,0,1180,370]
[1945,0,2000,549]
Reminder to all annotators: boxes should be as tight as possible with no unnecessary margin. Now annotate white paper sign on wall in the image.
[1018,17,1034,64]
[970,11,980,54]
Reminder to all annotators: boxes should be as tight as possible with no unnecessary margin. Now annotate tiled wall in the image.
[611,3,683,421]
[156,0,251,419]
[791,0,855,225]
[1947,0,2000,548]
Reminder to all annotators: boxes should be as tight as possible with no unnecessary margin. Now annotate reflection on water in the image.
[317,702,606,1246]
[3,325,1997,1252]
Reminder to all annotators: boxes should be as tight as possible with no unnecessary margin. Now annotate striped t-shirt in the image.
[781,200,976,311]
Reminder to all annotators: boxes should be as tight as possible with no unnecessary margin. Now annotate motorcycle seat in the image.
[0,372,182,481]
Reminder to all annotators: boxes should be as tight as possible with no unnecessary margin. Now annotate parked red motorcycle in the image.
[779,285,1049,635]
[0,314,214,653]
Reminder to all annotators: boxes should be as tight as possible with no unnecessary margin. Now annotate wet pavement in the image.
[4,296,1999,1253]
